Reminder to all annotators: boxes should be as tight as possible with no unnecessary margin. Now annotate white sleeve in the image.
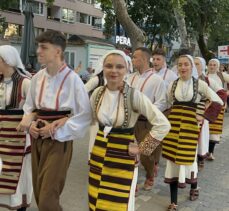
[134,89,171,141]
[85,76,99,93]
[166,81,174,108]
[199,80,223,105]
[152,78,167,112]
[19,78,31,109]
[222,72,229,83]
[209,78,223,92]
[54,77,92,142]
[21,78,31,99]
[23,77,37,114]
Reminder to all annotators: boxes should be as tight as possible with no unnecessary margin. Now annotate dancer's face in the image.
[208,60,218,74]
[178,56,192,80]
[194,58,202,76]
[103,54,127,85]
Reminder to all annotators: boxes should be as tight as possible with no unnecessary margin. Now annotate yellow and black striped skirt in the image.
[162,104,199,165]
[88,128,135,211]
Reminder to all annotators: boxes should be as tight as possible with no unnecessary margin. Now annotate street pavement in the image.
[8,114,229,211]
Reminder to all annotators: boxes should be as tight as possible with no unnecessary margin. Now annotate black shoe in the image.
[17,207,27,211]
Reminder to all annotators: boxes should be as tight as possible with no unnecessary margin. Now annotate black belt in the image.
[99,125,134,134]
[0,109,24,115]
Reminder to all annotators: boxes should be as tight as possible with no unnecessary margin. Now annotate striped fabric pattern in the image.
[196,99,207,116]
[209,107,225,135]
[89,129,135,211]
[0,111,26,194]
[162,105,199,165]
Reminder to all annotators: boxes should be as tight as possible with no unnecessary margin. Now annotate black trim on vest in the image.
[6,69,25,109]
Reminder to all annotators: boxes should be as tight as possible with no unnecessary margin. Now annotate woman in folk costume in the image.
[207,58,229,160]
[194,57,227,170]
[162,55,223,211]
[88,50,171,211]
[87,52,134,159]
[0,45,32,211]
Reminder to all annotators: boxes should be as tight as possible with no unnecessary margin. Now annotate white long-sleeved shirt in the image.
[153,67,178,89]
[23,66,92,142]
[127,70,167,112]
[167,78,223,107]
[91,87,171,141]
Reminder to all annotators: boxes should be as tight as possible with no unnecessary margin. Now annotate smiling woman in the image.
[103,53,128,90]
[162,55,223,211]
[88,50,171,211]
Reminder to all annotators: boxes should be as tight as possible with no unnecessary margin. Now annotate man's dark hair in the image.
[178,48,192,56]
[36,30,67,51]
[152,48,166,57]
[134,47,152,61]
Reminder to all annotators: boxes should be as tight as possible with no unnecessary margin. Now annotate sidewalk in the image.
[17,114,229,211]
[136,113,229,211]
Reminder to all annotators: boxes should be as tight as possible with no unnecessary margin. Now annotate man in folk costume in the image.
[88,50,171,211]
[194,57,227,170]
[0,45,32,211]
[126,47,167,190]
[162,55,223,211]
[151,48,178,176]
[207,58,229,160]
[18,30,92,211]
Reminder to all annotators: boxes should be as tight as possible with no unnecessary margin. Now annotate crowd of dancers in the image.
[0,30,228,211]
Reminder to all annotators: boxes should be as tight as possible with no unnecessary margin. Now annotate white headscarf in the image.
[195,57,206,76]
[209,58,220,72]
[0,45,32,78]
[93,49,129,77]
[183,55,198,79]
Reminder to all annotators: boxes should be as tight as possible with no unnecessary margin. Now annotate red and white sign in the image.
[218,45,229,59]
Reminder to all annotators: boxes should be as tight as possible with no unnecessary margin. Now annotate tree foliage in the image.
[184,0,229,60]
[97,0,115,39]
[128,0,178,48]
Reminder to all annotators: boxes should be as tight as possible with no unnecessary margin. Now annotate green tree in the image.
[128,0,178,49]
[184,0,229,60]
[171,0,190,48]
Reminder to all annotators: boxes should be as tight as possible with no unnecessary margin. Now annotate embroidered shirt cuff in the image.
[139,134,161,156]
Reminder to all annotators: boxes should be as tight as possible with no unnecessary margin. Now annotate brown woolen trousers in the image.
[134,120,161,178]
[31,138,72,211]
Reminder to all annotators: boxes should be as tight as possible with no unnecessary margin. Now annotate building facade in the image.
[0,0,115,71]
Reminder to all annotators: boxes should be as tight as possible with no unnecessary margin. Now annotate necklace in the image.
[180,78,192,100]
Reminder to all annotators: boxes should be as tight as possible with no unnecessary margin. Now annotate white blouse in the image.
[153,67,178,89]
[167,78,223,107]
[91,87,171,141]
[208,72,229,89]
[208,77,223,92]
[127,70,167,112]
[0,77,30,109]
[85,76,99,93]
[23,66,92,142]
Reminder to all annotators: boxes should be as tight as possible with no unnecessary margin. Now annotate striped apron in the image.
[0,109,26,194]
[162,102,200,165]
[89,127,135,211]
[209,107,225,137]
